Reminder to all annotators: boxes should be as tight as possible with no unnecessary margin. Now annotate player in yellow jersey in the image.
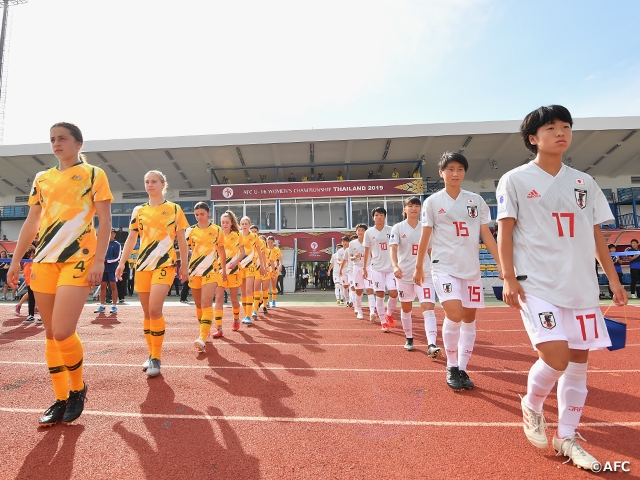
[186,202,227,353]
[8,122,113,427]
[239,217,267,325]
[267,236,282,307]
[116,170,189,377]
[211,211,246,337]
[254,232,272,316]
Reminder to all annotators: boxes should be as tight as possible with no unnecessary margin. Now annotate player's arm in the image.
[217,244,227,280]
[88,201,112,287]
[480,224,502,278]
[594,226,627,306]
[258,245,267,277]
[497,217,525,309]
[413,226,432,285]
[7,205,42,288]
[116,230,139,281]
[176,229,189,282]
[363,246,370,279]
[390,244,402,279]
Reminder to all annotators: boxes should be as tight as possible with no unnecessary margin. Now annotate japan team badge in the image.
[467,206,478,218]
[539,312,556,330]
[574,189,587,209]
[443,283,452,294]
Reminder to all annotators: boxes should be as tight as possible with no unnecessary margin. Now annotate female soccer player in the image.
[211,211,245,337]
[8,122,113,426]
[390,197,440,355]
[414,152,500,391]
[253,233,271,315]
[116,170,189,377]
[239,217,266,325]
[497,105,627,469]
[186,202,226,353]
[267,236,282,307]
[349,224,376,320]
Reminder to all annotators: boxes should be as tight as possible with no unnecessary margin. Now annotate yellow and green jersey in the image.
[186,222,224,277]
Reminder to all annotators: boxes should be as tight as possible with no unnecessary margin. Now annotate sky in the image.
[1,0,639,145]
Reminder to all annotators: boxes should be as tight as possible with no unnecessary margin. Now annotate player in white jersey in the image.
[497,105,627,469]
[363,207,398,332]
[415,152,500,391]
[390,196,441,356]
[350,224,376,320]
[338,236,352,307]
[328,245,344,304]
[346,234,358,313]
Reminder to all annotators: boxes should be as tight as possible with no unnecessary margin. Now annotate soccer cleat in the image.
[381,323,390,333]
[94,305,105,313]
[194,338,205,353]
[251,311,258,319]
[232,321,240,331]
[271,301,276,308]
[263,305,268,314]
[404,338,414,351]
[146,359,161,377]
[336,300,342,305]
[211,327,224,338]
[552,431,599,470]
[521,396,548,449]
[142,355,151,371]
[62,383,87,424]
[346,302,352,308]
[427,344,442,358]
[0,295,5,301]
[38,400,67,427]
[356,311,364,320]
[385,315,396,329]
[459,370,474,390]
[631,293,637,299]
[242,316,252,325]
[23,315,35,324]
[446,366,462,391]
[110,305,117,314]
[370,312,379,323]
[35,317,42,325]
[14,304,21,315]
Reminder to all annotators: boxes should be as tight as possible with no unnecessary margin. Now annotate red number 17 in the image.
[575,314,598,341]
[552,212,574,237]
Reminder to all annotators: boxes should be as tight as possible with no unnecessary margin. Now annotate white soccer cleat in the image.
[369,312,379,323]
[194,338,205,353]
[521,396,548,449]
[553,431,600,471]
[356,311,363,320]
[142,355,151,371]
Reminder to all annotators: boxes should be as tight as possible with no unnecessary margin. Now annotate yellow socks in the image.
[271,291,277,303]
[243,296,252,317]
[150,316,166,360]
[143,318,152,354]
[196,307,203,323]
[199,307,213,341]
[214,310,223,328]
[263,293,269,308]
[54,333,84,392]
[45,338,69,401]
[253,293,261,313]
[232,306,240,321]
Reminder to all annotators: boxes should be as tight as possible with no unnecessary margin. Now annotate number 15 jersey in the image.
[496,162,612,309]
[421,189,490,280]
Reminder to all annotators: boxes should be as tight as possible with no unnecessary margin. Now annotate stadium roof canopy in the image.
[0,116,639,198]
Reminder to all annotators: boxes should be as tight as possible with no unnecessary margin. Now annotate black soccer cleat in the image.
[459,370,474,390]
[263,305,268,314]
[446,366,462,391]
[404,338,414,351]
[39,400,67,427]
[62,382,87,424]
[427,344,441,358]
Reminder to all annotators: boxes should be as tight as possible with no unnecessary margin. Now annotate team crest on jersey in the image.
[442,283,452,294]
[498,194,507,213]
[399,290,404,298]
[375,282,379,288]
[162,210,170,215]
[467,206,478,218]
[70,175,83,182]
[539,312,556,330]
[574,189,587,209]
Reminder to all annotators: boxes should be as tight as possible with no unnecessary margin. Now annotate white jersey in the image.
[349,239,365,268]
[496,162,612,309]
[363,225,393,273]
[421,189,489,280]
[390,220,431,285]
[336,247,347,274]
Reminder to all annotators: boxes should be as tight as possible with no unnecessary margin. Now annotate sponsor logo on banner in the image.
[443,283,452,294]
[574,189,587,209]
[498,194,507,213]
[222,187,234,199]
[539,312,556,330]
[467,206,478,218]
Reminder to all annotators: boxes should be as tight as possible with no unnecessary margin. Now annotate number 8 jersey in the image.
[496,162,612,309]
[421,189,490,280]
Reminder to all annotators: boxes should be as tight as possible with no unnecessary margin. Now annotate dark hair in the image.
[402,196,422,218]
[350,234,357,240]
[631,238,639,244]
[341,236,350,242]
[371,206,386,217]
[438,151,468,171]
[608,244,616,249]
[250,224,259,231]
[267,236,275,241]
[356,223,368,231]
[194,201,210,212]
[51,122,86,163]
[520,105,573,154]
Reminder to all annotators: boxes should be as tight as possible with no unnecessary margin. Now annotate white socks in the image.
[442,318,461,367]
[423,310,437,345]
[354,292,362,313]
[376,296,385,320]
[400,310,412,338]
[557,362,588,439]
[524,358,564,412]
[386,295,398,317]
[335,285,341,301]
[367,294,376,313]
[458,320,476,371]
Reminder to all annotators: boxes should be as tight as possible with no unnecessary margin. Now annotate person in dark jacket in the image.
[95,229,122,314]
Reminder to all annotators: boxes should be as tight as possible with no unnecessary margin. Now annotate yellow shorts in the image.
[219,272,242,289]
[135,266,176,293]
[189,273,221,289]
[257,270,271,282]
[241,264,257,280]
[30,258,95,294]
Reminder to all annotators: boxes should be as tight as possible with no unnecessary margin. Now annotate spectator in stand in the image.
[277,263,285,295]
[288,173,296,182]
[628,238,640,299]
[94,229,122,314]
[317,173,324,181]
[300,265,309,291]
[301,173,308,182]
[336,171,344,180]
[265,213,272,229]
[2,235,7,241]
[368,170,374,179]
[608,244,623,299]
[116,227,127,244]
[319,262,328,290]
[0,250,9,300]
[281,216,288,229]
[392,168,399,178]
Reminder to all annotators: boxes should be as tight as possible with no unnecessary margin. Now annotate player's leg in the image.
[397,280,414,350]
[372,270,387,330]
[385,273,398,328]
[146,280,171,377]
[194,280,216,352]
[230,285,241,331]
[213,284,225,337]
[242,274,255,324]
[95,279,107,313]
[109,281,118,313]
[418,281,439,357]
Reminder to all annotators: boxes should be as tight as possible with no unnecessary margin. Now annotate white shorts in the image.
[341,273,349,286]
[520,293,611,351]
[432,271,484,309]
[397,279,436,304]
[333,272,341,284]
[348,273,354,288]
[371,269,397,293]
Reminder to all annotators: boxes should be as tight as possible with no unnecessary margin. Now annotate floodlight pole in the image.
[0,0,26,108]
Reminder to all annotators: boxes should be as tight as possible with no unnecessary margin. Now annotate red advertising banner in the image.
[211,178,423,201]
[257,231,350,261]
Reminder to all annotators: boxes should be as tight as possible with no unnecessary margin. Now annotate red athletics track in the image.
[0,302,639,479]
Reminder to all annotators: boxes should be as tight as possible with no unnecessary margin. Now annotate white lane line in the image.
[0,407,638,427]
[0,361,638,374]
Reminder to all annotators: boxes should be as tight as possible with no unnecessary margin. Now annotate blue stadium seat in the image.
[622,273,631,285]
